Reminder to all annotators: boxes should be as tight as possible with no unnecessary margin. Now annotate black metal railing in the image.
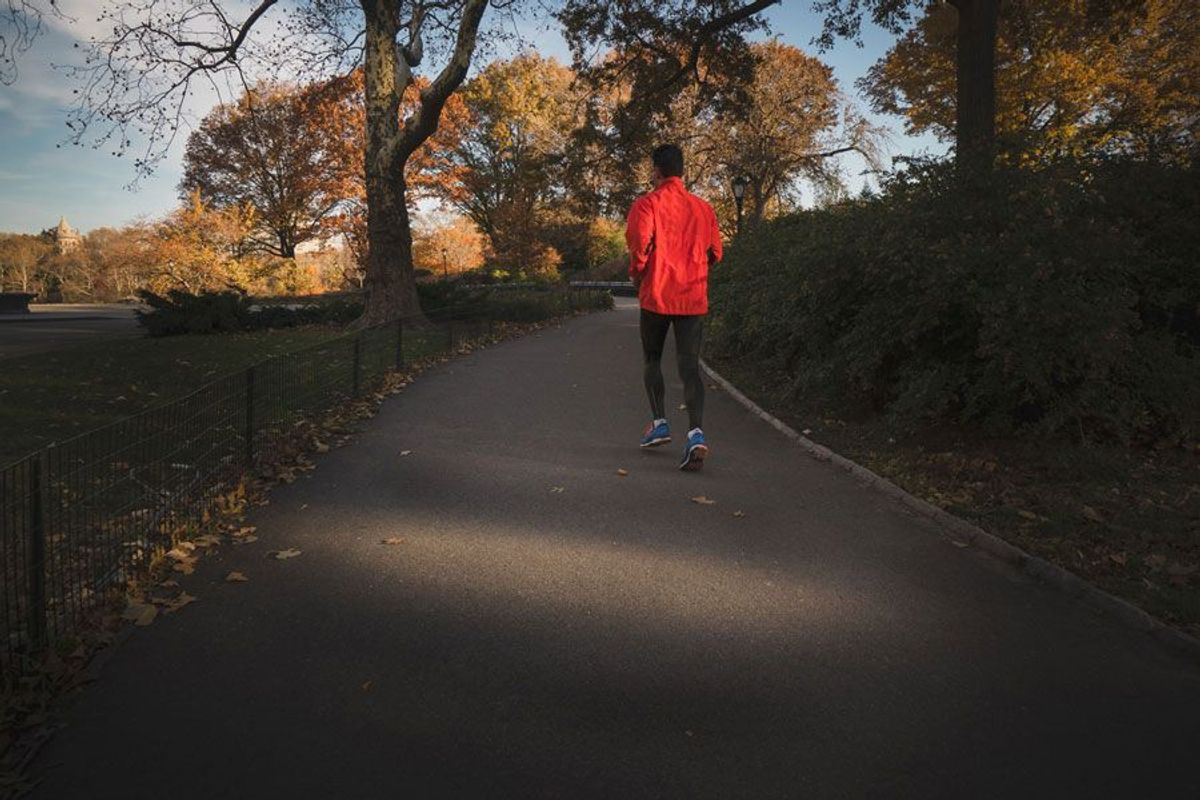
[0,292,608,672]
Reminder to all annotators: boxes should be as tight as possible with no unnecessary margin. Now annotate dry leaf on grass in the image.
[314,441,330,453]
[172,559,196,575]
[380,537,405,546]
[165,546,193,562]
[271,549,302,560]
[225,572,249,582]
[192,534,222,548]
[690,496,716,506]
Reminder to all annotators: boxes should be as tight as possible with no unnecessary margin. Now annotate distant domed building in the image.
[53,216,83,254]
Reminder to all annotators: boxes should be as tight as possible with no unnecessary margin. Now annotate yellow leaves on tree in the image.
[304,69,469,278]
[862,0,1200,163]
[412,215,486,278]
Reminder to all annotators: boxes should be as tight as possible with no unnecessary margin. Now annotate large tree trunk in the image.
[951,0,999,171]
[360,0,425,326]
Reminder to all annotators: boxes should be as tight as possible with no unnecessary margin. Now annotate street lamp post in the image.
[732,176,750,236]
[441,247,449,280]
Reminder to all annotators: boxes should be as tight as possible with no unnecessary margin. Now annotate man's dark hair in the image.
[652,144,684,178]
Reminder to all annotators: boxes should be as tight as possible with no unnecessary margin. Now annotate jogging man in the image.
[626,144,723,471]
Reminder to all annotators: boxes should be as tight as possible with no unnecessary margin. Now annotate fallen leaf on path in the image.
[678,404,687,410]
[159,579,179,588]
[192,534,222,548]
[314,440,330,453]
[616,469,629,477]
[1109,553,1128,566]
[1017,509,1039,521]
[235,526,257,537]
[690,496,716,506]
[732,510,745,518]
[122,603,157,627]
[362,681,373,692]
[164,593,196,613]
[380,537,405,546]
[172,559,196,575]
[802,429,813,436]
[232,535,258,545]
[550,486,565,493]
[400,450,413,457]
[225,572,249,582]
[952,541,969,548]
[300,504,308,510]
[271,549,302,560]
[165,546,193,561]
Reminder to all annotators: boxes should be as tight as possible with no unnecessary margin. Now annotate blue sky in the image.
[0,1,942,236]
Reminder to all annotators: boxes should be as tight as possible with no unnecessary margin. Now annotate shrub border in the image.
[700,358,1200,666]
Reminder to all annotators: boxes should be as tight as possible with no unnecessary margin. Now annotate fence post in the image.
[395,318,405,370]
[352,334,362,397]
[27,455,47,651]
[244,366,256,467]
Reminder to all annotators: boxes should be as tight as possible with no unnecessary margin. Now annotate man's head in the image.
[651,144,684,183]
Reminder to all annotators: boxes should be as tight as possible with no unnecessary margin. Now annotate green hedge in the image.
[137,287,613,337]
[709,158,1200,443]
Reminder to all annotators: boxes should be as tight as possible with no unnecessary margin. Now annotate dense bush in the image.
[709,158,1200,443]
[136,289,363,336]
[137,286,613,336]
[480,289,613,322]
[136,289,254,335]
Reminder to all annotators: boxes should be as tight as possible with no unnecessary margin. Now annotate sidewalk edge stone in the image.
[701,358,1200,666]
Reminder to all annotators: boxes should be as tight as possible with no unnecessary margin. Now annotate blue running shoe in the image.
[679,429,709,471]
[640,420,671,448]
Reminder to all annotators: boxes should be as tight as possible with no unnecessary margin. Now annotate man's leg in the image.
[673,314,705,431]
[640,309,672,421]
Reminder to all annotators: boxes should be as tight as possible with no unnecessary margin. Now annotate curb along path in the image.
[701,358,1200,666]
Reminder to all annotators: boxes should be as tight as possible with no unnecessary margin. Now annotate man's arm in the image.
[626,198,654,285]
[707,204,724,266]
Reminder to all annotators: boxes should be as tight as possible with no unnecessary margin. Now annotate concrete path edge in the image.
[700,358,1200,666]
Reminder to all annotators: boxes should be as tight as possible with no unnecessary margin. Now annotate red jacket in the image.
[626,177,723,316]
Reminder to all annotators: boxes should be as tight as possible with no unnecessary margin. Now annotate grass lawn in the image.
[0,328,344,467]
[708,356,1200,639]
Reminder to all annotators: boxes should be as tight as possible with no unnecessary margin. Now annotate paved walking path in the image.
[31,300,1200,798]
[0,304,141,360]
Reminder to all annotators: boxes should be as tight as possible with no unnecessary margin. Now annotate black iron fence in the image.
[0,292,607,672]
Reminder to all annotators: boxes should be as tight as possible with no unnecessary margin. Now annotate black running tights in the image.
[640,309,704,430]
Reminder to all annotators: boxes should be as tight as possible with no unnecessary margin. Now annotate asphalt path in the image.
[30,299,1200,799]
[0,305,141,360]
